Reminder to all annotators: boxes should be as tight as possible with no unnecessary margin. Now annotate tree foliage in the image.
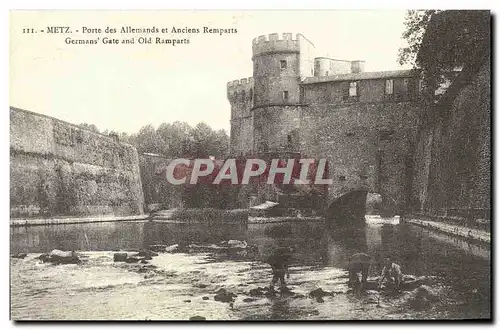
[79,120,229,159]
[398,10,490,98]
[397,10,437,68]
[127,121,229,159]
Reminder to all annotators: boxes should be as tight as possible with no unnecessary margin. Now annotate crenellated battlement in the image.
[227,77,254,101]
[227,77,254,89]
[252,32,301,57]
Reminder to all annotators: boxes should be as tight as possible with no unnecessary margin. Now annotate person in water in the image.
[268,247,293,291]
[378,256,403,291]
[347,252,371,290]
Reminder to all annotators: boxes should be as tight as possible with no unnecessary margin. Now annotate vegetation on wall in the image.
[398,10,490,101]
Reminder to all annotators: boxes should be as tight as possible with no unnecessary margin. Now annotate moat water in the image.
[10,219,490,320]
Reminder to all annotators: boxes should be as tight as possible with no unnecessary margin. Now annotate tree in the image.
[134,124,165,154]
[398,10,490,99]
[397,10,437,68]
[156,121,193,157]
[189,123,229,158]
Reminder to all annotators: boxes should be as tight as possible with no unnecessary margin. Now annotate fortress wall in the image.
[303,77,420,104]
[230,116,254,156]
[139,154,184,211]
[300,102,419,213]
[10,107,144,218]
[411,59,491,219]
[253,105,302,153]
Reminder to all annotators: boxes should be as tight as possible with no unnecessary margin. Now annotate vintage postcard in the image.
[9,10,491,321]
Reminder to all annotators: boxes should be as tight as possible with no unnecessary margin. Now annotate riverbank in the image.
[10,215,150,227]
[402,216,490,245]
[11,208,250,227]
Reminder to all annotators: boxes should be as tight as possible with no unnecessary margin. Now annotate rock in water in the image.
[213,288,237,303]
[134,250,159,259]
[37,253,51,263]
[113,253,129,262]
[148,245,167,253]
[407,285,439,310]
[189,315,206,321]
[309,288,332,299]
[47,250,80,264]
[11,253,27,259]
[165,244,179,252]
[227,240,247,249]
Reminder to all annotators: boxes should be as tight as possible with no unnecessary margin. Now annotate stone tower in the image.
[227,77,254,156]
[251,33,314,154]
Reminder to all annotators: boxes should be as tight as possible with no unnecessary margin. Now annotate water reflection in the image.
[10,219,491,320]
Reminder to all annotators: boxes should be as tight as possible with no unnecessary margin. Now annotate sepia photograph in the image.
[9,9,491,321]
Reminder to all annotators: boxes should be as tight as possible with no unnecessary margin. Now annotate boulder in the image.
[407,285,440,310]
[133,250,158,260]
[39,250,81,264]
[113,253,129,262]
[309,288,332,299]
[243,297,256,303]
[165,244,179,252]
[125,257,141,263]
[227,240,247,249]
[11,253,27,259]
[189,315,206,321]
[37,253,51,263]
[202,296,209,300]
[50,249,75,258]
[214,288,237,303]
[149,245,167,253]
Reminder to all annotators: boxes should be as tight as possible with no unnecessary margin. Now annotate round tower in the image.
[252,33,301,107]
[249,33,315,154]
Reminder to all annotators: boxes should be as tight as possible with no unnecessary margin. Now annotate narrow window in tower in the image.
[385,79,394,95]
[241,90,245,102]
[282,91,289,102]
[250,88,253,103]
[326,71,329,76]
[349,82,358,97]
[280,60,287,70]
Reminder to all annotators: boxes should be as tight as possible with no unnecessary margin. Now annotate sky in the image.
[10,10,411,134]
